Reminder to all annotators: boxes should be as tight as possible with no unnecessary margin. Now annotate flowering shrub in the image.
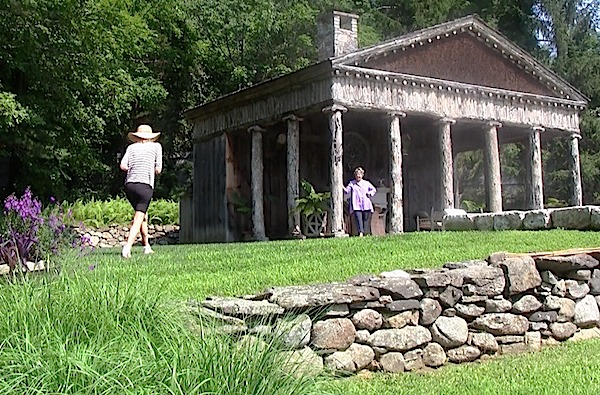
[0,189,90,272]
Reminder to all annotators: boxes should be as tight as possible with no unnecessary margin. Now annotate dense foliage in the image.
[1,0,599,204]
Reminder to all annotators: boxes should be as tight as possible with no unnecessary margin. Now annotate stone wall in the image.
[74,224,180,248]
[191,249,600,376]
[443,205,600,231]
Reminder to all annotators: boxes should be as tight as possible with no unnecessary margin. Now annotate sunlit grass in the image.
[4,229,600,394]
[323,339,600,395]
[78,229,600,300]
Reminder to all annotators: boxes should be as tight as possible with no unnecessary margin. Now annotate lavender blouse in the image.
[343,179,377,213]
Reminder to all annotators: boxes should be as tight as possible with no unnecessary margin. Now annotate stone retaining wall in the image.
[74,224,180,248]
[191,249,600,376]
[444,205,600,231]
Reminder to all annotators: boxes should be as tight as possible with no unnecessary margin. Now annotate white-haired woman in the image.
[343,166,376,237]
[120,124,162,258]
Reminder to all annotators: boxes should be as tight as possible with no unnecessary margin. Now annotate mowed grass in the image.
[323,339,600,395]
[79,229,600,300]
[6,229,600,394]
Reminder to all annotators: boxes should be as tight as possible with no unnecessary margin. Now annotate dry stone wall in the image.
[192,249,600,376]
[445,205,600,231]
[74,224,180,248]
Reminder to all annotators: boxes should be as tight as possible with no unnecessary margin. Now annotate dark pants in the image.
[353,211,371,234]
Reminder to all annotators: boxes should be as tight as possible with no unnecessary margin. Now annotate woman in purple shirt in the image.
[343,167,377,237]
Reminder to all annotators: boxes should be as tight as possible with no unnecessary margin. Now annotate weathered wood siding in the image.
[364,33,556,97]
[178,194,193,243]
[192,134,233,242]
[191,77,333,141]
[332,66,582,133]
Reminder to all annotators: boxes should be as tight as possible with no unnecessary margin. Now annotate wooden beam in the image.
[388,112,405,234]
[248,126,267,241]
[484,121,503,212]
[568,133,583,206]
[284,114,302,235]
[323,105,347,236]
[439,118,456,210]
[526,126,544,210]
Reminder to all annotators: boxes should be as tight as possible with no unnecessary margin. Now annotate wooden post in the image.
[527,126,544,210]
[438,118,456,210]
[484,121,503,212]
[568,133,583,206]
[248,126,267,241]
[284,114,302,235]
[323,104,347,236]
[388,112,405,234]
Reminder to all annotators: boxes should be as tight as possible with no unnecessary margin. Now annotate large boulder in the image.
[439,286,463,307]
[485,297,512,313]
[311,318,356,350]
[269,284,379,309]
[279,347,323,377]
[430,316,469,348]
[201,297,284,317]
[411,269,452,288]
[470,332,499,353]
[472,313,529,335]
[550,207,591,229]
[352,309,383,332]
[493,211,524,230]
[369,326,432,352]
[549,322,578,340]
[387,310,419,329]
[324,343,375,373]
[497,256,542,295]
[450,265,505,297]
[379,352,405,373]
[368,277,423,299]
[420,298,442,325]
[544,296,576,321]
[522,210,551,229]
[574,295,600,327]
[403,349,424,370]
[275,314,312,349]
[422,342,447,367]
[447,345,481,363]
[511,295,542,314]
[535,254,599,274]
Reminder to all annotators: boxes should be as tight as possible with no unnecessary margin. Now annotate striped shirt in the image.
[121,142,162,188]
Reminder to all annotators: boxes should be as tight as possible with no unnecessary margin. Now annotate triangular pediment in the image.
[332,15,587,103]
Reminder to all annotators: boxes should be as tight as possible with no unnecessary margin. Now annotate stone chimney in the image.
[317,11,359,61]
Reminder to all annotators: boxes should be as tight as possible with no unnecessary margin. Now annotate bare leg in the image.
[122,211,145,258]
[141,213,150,246]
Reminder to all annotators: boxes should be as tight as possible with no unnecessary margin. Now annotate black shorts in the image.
[124,182,154,213]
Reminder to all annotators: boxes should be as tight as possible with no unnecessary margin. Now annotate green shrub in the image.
[67,197,179,227]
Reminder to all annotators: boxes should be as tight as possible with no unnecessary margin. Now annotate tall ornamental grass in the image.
[0,268,321,395]
[68,197,179,227]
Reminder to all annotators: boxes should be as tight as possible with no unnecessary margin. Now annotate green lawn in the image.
[4,229,600,394]
[80,229,600,300]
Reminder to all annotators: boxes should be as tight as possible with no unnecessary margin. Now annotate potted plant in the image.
[293,180,330,237]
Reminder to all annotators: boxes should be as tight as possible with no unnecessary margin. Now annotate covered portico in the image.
[183,13,586,242]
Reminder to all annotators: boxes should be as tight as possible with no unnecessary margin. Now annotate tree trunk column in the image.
[484,121,503,212]
[284,114,302,235]
[527,126,544,210]
[568,133,583,206]
[438,118,456,210]
[248,125,267,241]
[388,112,406,234]
[323,104,347,236]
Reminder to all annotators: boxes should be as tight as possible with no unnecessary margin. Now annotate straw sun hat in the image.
[127,124,160,142]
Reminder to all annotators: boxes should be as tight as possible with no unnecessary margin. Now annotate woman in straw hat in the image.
[119,124,163,258]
